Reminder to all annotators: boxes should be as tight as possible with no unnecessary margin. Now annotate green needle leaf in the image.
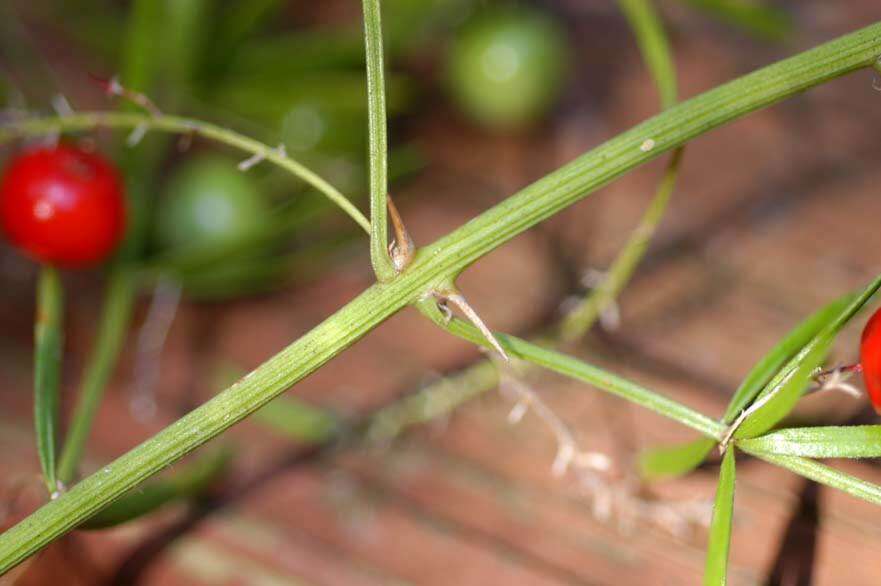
[738,426,881,459]
[735,276,881,439]
[704,448,736,586]
[638,291,853,481]
[722,293,855,424]
[34,267,64,496]
[733,335,832,440]
[639,438,715,480]
[743,449,881,506]
[80,448,231,530]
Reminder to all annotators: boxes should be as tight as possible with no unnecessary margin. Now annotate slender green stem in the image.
[560,0,682,343]
[57,271,136,485]
[362,0,395,282]
[676,0,792,41]
[33,266,64,496]
[365,360,500,443]
[426,312,726,439]
[560,147,683,341]
[0,113,371,234]
[617,0,678,108]
[1,22,880,572]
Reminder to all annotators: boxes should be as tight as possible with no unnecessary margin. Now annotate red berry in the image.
[860,307,881,413]
[0,144,126,267]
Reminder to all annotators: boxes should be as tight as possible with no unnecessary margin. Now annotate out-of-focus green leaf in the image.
[704,448,736,586]
[210,73,412,156]
[215,0,285,49]
[226,31,367,78]
[738,426,881,459]
[382,0,477,51]
[34,267,64,495]
[678,0,792,42]
[61,13,126,59]
[81,448,231,530]
[722,293,855,424]
[164,0,210,92]
[214,73,412,117]
[120,0,165,95]
[638,437,714,480]
[735,276,881,439]
[252,397,338,444]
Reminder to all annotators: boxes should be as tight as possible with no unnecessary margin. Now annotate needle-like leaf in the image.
[738,426,881,459]
[34,267,64,496]
[704,448,736,585]
[639,437,715,480]
[735,275,881,439]
[639,292,854,480]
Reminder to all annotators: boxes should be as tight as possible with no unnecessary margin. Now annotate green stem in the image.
[560,0,682,343]
[33,266,64,496]
[425,311,725,439]
[57,271,136,485]
[362,0,395,281]
[617,0,678,108]
[0,282,403,571]
[413,23,880,283]
[560,147,683,342]
[80,447,232,529]
[0,113,371,234]
[1,22,879,572]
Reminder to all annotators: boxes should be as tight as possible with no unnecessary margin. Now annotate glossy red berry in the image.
[860,307,881,413]
[0,144,126,267]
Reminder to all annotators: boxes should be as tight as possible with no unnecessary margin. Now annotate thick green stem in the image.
[1,22,880,572]
[57,271,136,484]
[0,281,406,571]
[362,0,395,281]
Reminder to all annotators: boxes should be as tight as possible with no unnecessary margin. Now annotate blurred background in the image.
[2,0,881,584]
